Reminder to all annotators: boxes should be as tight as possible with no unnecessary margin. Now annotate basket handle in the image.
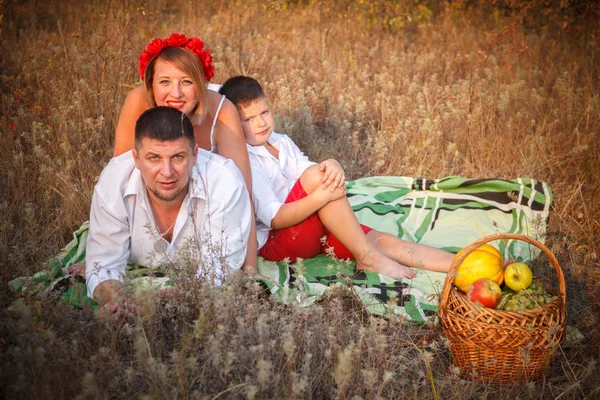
[439,233,566,310]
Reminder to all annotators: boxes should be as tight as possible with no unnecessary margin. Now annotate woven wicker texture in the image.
[439,233,567,383]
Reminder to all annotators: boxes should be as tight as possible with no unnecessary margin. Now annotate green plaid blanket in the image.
[9,176,552,322]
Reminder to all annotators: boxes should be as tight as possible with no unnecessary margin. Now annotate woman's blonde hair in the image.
[143,46,208,125]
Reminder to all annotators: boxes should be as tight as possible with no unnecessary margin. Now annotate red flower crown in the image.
[138,33,215,82]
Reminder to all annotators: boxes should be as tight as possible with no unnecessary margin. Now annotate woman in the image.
[115,34,246,159]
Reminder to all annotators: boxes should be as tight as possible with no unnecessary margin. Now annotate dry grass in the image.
[1,0,599,398]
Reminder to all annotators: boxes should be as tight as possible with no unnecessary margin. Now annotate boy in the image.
[220,77,452,278]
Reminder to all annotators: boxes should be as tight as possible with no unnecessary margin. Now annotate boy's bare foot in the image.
[356,247,417,279]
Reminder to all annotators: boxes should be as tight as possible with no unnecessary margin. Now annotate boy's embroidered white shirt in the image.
[85,150,251,297]
[246,132,317,248]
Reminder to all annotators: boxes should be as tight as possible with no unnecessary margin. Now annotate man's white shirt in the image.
[85,149,251,297]
[246,132,316,249]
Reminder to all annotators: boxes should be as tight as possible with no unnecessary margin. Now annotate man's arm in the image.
[199,162,252,275]
[91,280,121,307]
[85,187,131,306]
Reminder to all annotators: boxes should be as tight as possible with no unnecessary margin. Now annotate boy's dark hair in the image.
[135,106,195,149]
[219,76,266,108]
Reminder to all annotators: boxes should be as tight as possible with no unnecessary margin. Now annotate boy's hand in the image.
[313,180,347,203]
[319,159,346,192]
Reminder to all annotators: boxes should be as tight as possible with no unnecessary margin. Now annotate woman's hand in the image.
[319,159,346,192]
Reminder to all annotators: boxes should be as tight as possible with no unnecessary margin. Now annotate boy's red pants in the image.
[259,179,372,262]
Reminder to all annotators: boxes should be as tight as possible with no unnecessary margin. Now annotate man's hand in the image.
[68,262,86,277]
[93,280,138,323]
[98,297,138,323]
[319,159,345,192]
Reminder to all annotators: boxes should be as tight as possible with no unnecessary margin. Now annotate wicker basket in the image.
[438,233,567,383]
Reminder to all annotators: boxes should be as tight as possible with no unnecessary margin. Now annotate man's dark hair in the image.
[135,106,195,148]
[219,76,266,108]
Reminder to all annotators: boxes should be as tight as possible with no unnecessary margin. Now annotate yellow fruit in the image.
[453,244,504,293]
[504,262,533,291]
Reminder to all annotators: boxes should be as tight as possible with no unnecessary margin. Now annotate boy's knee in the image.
[299,165,323,193]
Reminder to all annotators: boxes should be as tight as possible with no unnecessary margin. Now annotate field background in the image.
[1,0,599,398]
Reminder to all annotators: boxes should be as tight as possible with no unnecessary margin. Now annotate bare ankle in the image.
[359,245,378,265]
[356,251,417,279]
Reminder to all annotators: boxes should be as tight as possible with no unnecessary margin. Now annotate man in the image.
[85,106,251,313]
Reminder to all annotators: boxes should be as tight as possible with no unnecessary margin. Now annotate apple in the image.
[467,278,503,308]
[504,262,533,291]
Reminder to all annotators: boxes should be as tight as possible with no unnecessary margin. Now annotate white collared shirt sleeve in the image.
[85,186,131,299]
[195,157,251,274]
[245,134,317,248]
[283,135,316,180]
[250,165,284,229]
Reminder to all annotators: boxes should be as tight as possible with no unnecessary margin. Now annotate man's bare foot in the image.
[356,248,417,279]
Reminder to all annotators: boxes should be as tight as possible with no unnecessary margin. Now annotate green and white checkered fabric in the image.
[10,176,552,322]
[256,176,552,322]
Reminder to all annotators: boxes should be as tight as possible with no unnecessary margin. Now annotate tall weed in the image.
[1,0,599,398]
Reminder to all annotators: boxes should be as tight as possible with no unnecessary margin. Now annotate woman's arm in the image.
[213,98,253,192]
[113,87,147,157]
[213,98,258,272]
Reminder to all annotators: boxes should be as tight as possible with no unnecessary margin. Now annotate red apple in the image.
[467,278,503,308]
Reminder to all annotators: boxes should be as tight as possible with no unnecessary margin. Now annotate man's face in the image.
[238,97,275,147]
[133,137,198,203]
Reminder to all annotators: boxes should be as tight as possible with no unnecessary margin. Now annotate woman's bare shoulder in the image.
[206,91,244,143]
[114,86,147,156]
[125,86,146,106]
[211,92,240,123]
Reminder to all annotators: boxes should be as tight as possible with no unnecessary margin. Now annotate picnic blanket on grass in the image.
[9,176,552,323]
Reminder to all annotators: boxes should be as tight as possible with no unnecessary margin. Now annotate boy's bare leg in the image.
[300,167,416,279]
[318,202,417,279]
[366,231,453,273]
